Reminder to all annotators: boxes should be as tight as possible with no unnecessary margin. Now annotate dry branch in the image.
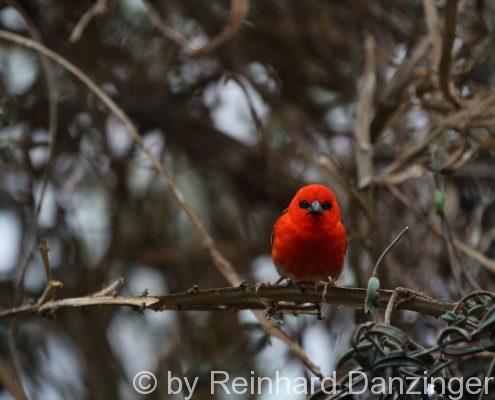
[68,0,108,43]
[377,92,495,179]
[370,37,430,143]
[143,0,248,57]
[439,0,460,107]
[0,284,454,321]
[387,185,495,274]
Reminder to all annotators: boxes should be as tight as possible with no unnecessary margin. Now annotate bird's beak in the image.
[308,200,323,216]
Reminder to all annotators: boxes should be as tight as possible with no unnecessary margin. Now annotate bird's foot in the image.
[256,277,294,293]
[274,277,293,287]
[322,276,335,303]
[237,280,248,289]
[290,280,317,292]
[255,281,271,294]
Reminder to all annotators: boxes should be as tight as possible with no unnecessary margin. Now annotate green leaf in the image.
[440,311,457,323]
[369,324,409,347]
[365,277,380,314]
[427,359,453,377]
[372,354,424,372]
[479,306,495,332]
[467,304,485,317]
[434,189,445,215]
[383,338,403,351]
[336,341,373,369]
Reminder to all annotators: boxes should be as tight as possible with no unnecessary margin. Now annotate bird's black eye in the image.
[322,201,332,210]
[299,200,309,209]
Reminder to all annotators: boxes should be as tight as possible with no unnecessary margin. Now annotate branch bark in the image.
[0,284,454,321]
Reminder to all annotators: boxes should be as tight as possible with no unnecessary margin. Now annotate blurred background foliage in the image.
[1,0,495,399]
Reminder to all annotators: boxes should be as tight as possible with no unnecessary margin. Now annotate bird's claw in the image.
[237,280,248,289]
[274,277,292,287]
[255,281,271,294]
[322,277,335,303]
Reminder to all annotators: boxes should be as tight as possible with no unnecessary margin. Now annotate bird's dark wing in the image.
[271,207,288,248]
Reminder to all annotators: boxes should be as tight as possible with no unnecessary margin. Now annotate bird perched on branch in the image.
[271,184,347,285]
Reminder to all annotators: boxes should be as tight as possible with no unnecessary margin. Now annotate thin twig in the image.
[439,0,460,107]
[91,277,125,297]
[0,356,25,400]
[36,280,63,307]
[38,240,52,282]
[68,0,108,43]
[384,287,416,325]
[440,213,481,291]
[378,93,495,179]
[422,0,442,73]
[372,226,409,277]
[384,289,400,325]
[143,0,249,57]
[1,6,59,399]
[370,37,431,143]
[387,184,495,274]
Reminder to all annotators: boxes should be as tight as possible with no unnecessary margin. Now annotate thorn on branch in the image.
[91,277,124,297]
[187,284,200,293]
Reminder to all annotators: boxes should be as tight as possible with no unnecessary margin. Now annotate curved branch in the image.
[143,0,249,57]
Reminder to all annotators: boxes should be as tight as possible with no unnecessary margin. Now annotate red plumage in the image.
[271,184,347,281]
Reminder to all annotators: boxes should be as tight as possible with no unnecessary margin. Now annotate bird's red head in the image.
[287,184,342,226]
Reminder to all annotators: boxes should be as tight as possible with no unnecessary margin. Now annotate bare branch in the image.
[68,0,108,43]
[91,277,125,297]
[143,0,249,57]
[439,0,460,107]
[370,37,431,143]
[36,280,63,307]
[378,92,495,179]
[371,226,409,277]
[387,184,495,274]
[38,240,52,282]
[0,284,454,321]
[0,356,26,400]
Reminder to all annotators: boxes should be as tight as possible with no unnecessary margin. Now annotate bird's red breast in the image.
[271,184,347,281]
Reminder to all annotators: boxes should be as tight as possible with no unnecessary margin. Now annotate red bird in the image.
[271,184,347,283]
